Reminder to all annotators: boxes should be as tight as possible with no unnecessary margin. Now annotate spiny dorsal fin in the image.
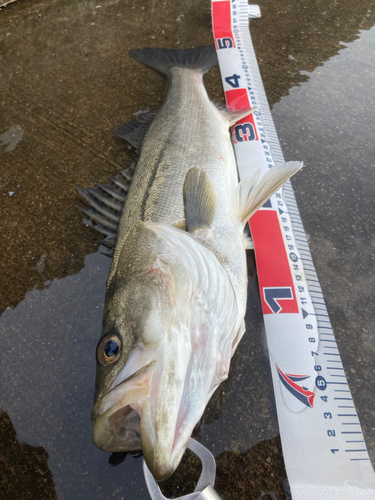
[77,164,135,249]
[183,168,217,233]
[79,109,155,250]
[236,161,303,224]
[114,109,155,150]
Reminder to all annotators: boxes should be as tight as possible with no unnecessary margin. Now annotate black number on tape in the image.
[316,376,327,390]
[217,38,234,49]
[225,74,241,88]
[234,123,255,142]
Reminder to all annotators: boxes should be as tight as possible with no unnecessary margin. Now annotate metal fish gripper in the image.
[143,439,223,500]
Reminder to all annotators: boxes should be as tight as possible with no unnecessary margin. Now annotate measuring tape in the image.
[212,1,375,498]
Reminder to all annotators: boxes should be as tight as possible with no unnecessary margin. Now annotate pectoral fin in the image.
[183,168,217,232]
[236,161,303,224]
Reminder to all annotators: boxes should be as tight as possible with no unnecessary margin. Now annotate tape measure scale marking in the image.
[212,1,375,498]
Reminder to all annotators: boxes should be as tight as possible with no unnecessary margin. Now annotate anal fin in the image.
[243,233,254,250]
[243,223,254,250]
[221,107,257,126]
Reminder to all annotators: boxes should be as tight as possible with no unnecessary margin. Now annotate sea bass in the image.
[84,45,302,480]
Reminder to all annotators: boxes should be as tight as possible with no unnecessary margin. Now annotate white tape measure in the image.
[212,1,375,498]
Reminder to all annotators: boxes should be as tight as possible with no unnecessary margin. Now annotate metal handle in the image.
[143,439,223,500]
[195,485,223,500]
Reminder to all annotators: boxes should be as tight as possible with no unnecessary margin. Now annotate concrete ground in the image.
[1,0,375,498]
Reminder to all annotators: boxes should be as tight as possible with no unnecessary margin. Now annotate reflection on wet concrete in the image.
[1,0,375,498]
[0,396,285,499]
[0,410,57,500]
[254,0,375,107]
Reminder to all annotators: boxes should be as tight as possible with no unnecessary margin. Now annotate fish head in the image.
[92,223,239,481]
[92,223,195,480]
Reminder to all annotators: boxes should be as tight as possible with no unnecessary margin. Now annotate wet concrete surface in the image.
[0,0,375,498]
[0,410,58,500]
[272,22,375,464]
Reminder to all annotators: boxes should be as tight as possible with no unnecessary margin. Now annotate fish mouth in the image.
[91,352,193,481]
[92,361,155,453]
[91,356,188,481]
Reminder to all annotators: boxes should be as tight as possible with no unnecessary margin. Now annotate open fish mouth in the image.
[92,353,191,481]
[92,361,155,453]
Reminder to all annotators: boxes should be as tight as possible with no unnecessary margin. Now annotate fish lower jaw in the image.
[141,414,191,481]
[142,443,187,482]
[92,362,155,453]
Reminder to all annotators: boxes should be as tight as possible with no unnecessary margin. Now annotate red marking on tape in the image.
[250,210,299,315]
[226,88,251,111]
[212,1,236,50]
[226,89,259,143]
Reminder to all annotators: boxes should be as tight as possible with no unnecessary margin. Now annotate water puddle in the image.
[273,24,375,463]
[0,248,280,499]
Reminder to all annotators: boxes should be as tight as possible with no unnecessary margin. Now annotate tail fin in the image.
[128,45,218,76]
[236,162,303,224]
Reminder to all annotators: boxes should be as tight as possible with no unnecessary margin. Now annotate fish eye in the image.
[97,333,122,366]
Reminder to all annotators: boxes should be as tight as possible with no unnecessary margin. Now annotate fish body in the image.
[89,45,302,480]
[110,55,244,293]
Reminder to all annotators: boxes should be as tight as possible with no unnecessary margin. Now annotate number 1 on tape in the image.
[212,1,375,499]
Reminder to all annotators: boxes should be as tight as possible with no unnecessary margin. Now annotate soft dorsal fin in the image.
[183,168,217,233]
[114,109,155,150]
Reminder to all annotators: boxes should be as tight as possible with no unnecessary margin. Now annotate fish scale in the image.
[109,67,239,286]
